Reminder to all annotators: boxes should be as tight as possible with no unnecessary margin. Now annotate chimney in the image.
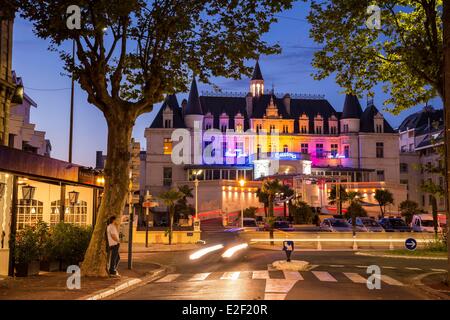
[246,93,253,118]
[95,151,104,169]
[283,94,291,115]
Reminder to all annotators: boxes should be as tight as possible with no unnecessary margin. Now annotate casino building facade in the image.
[143,62,406,217]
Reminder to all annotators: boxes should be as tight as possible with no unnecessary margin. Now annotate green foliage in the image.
[424,239,447,252]
[48,222,93,263]
[159,189,184,244]
[328,185,348,205]
[399,200,420,224]
[291,201,314,224]
[175,185,194,220]
[374,189,394,217]
[344,202,367,220]
[243,207,258,218]
[261,179,283,217]
[14,225,41,264]
[308,0,443,112]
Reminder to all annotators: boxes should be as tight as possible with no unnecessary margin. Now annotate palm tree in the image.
[280,184,294,218]
[262,179,283,245]
[175,185,194,221]
[158,189,184,245]
[374,189,394,218]
[345,191,364,236]
[421,180,443,237]
[256,188,269,217]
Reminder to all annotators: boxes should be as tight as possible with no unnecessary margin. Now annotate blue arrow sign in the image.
[405,238,417,251]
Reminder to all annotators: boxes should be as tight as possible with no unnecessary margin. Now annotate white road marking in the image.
[381,275,404,286]
[220,272,240,280]
[431,269,446,272]
[156,274,181,283]
[264,293,286,300]
[283,271,303,280]
[265,279,298,293]
[329,265,345,268]
[405,267,422,271]
[312,271,337,282]
[252,271,270,280]
[356,265,369,269]
[382,266,397,270]
[343,272,367,284]
[188,273,211,281]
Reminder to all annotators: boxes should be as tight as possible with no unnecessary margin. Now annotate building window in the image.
[400,163,408,173]
[400,179,409,190]
[257,144,262,159]
[344,145,350,158]
[270,125,276,133]
[330,144,338,157]
[343,124,349,133]
[409,143,414,152]
[163,138,172,155]
[301,143,308,154]
[282,125,289,134]
[300,125,308,134]
[375,124,383,133]
[164,119,172,128]
[221,125,227,133]
[283,145,288,153]
[376,142,384,158]
[315,125,322,134]
[163,167,172,187]
[205,123,212,130]
[376,170,385,181]
[235,123,243,133]
[316,144,324,158]
[422,195,426,206]
[330,126,337,134]
[51,199,88,226]
[236,141,244,155]
[17,199,44,230]
[256,124,262,133]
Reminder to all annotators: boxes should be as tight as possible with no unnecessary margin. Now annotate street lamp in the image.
[239,179,246,228]
[193,170,203,231]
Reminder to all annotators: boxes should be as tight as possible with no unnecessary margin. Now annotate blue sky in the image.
[12,1,440,167]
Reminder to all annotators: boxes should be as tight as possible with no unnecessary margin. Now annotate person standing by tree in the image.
[106,216,120,277]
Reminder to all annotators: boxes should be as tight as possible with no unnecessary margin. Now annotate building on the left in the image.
[0,9,104,277]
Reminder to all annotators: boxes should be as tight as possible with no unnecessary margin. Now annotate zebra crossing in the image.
[155,269,405,287]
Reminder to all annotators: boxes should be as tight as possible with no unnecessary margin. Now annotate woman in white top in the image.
[107,216,120,276]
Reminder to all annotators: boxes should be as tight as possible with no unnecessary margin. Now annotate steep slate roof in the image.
[251,60,264,80]
[185,77,203,115]
[341,94,363,119]
[149,94,185,129]
[360,104,395,133]
[398,107,443,134]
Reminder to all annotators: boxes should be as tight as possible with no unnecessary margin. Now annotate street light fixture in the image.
[193,170,203,219]
[21,185,36,201]
[239,179,246,228]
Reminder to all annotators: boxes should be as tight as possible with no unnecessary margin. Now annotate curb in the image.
[411,272,450,300]
[355,251,448,260]
[80,264,170,300]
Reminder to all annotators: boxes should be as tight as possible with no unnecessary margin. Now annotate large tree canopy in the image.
[308,0,443,113]
[18,0,294,276]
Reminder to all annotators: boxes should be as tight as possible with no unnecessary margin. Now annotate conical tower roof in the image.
[185,77,203,115]
[251,60,264,81]
[342,94,363,119]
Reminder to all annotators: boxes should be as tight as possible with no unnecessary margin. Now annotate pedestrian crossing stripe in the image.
[154,271,405,286]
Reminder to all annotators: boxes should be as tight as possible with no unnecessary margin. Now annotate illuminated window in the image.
[282,125,289,133]
[163,167,172,186]
[344,145,350,158]
[17,199,44,229]
[301,143,308,154]
[283,145,288,152]
[343,124,349,133]
[376,142,384,158]
[163,138,172,155]
[331,144,338,157]
[270,125,276,133]
[316,144,324,158]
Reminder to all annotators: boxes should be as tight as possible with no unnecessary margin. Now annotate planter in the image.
[15,260,40,277]
[40,260,60,272]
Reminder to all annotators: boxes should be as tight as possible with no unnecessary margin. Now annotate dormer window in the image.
[204,112,213,130]
[314,114,323,134]
[282,124,289,134]
[270,124,276,133]
[234,112,244,133]
[219,112,229,133]
[256,123,263,134]
[374,113,384,133]
[163,105,173,128]
[164,119,172,128]
[299,113,309,134]
[329,115,338,135]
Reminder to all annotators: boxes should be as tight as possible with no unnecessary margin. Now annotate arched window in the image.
[17,199,44,229]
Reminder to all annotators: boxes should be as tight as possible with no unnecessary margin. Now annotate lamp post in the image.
[193,170,203,231]
[239,179,246,228]
[128,170,133,270]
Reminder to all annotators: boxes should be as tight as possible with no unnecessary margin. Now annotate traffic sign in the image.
[143,201,158,208]
[405,238,417,251]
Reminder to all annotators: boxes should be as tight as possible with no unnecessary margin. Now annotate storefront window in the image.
[0,172,13,250]
[17,199,44,229]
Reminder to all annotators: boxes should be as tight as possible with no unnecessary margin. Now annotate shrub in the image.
[399,200,420,224]
[48,222,93,264]
[243,207,258,218]
[14,225,40,264]
[291,201,313,224]
[344,202,367,220]
[424,239,447,252]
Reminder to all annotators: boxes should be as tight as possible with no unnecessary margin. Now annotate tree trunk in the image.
[444,0,450,285]
[169,207,174,245]
[430,196,438,238]
[81,117,133,277]
[283,202,287,218]
[269,199,274,246]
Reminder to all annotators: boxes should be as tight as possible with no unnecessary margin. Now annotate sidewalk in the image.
[0,258,163,300]
[120,243,202,253]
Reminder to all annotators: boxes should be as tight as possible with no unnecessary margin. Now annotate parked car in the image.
[264,220,294,231]
[411,214,442,233]
[347,217,385,232]
[242,218,259,231]
[378,218,411,232]
[320,218,353,232]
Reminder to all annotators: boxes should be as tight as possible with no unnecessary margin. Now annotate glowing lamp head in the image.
[239,179,246,187]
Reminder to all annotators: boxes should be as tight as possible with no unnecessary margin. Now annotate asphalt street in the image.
[112,219,447,300]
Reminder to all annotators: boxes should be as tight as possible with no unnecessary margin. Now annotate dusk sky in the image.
[12,1,440,168]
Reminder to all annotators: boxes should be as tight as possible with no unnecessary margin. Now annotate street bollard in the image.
[352,235,358,251]
[317,235,322,250]
[389,236,394,250]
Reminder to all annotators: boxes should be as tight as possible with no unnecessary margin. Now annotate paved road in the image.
[112,219,447,300]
